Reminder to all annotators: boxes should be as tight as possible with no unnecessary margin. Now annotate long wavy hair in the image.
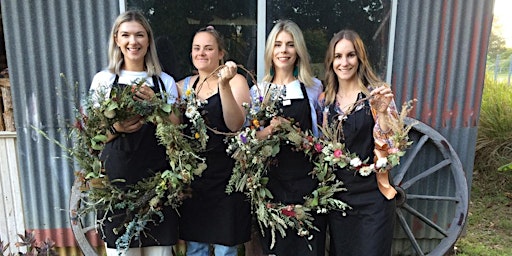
[323,29,385,105]
[262,20,315,87]
[107,10,162,76]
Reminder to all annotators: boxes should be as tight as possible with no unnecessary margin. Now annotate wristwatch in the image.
[109,124,118,135]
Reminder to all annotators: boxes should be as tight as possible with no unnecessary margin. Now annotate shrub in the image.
[475,77,512,171]
[0,231,57,256]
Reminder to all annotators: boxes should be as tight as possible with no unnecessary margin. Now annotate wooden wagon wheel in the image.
[391,117,469,255]
[69,176,100,256]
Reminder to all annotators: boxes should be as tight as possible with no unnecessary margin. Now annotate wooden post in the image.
[0,78,15,131]
[0,82,4,131]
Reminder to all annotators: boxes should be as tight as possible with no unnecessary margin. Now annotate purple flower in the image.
[240,134,247,144]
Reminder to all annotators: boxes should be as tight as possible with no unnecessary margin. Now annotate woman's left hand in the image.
[132,83,155,101]
[218,61,238,88]
[370,85,394,114]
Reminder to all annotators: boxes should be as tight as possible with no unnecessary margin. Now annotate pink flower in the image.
[333,149,343,158]
[388,148,399,154]
[314,143,323,152]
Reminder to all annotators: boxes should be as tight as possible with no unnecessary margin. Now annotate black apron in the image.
[178,77,252,246]
[325,93,395,256]
[260,82,327,256]
[99,75,178,248]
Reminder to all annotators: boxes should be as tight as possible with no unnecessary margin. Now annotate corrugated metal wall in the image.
[390,0,493,254]
[1,0,493,254]
[1,0,119,252]
[391,0,492,186]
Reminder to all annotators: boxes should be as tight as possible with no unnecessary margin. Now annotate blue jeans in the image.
[186,241,238,256]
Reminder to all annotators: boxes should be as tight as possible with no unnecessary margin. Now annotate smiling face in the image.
[191,31,224,73]
[115,21,149,69]
[272,31,297,74]
[333,38,359,82]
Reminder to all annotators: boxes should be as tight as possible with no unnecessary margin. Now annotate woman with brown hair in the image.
[177,26,251,256]
[320,29,398,256]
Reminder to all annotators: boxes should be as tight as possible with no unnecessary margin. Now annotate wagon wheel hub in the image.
[394,185,407,207]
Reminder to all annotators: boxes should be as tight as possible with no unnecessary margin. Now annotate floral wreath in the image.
[46,75,207,252]
[225,81,350,249]
[316,99,417,177]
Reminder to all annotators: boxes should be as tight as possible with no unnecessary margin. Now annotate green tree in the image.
[487,29,507,62]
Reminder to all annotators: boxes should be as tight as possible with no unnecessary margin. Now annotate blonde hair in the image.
[323,29,385,105]
[263,20,315,87]
[107,10,162,76]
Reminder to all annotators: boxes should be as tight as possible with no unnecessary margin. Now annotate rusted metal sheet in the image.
[1,0,493,254]
[1,0,119,251]
[389,0,492,254]
[391,0,492,185]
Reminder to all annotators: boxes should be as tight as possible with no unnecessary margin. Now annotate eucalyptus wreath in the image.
[49,75,206,252]
[225,80,350,249]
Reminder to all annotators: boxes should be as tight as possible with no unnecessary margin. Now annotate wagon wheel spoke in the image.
[393,134,429,184]
[399,159,451,190]
[396,208,425,256]
[401,203,448,237]
[391,118,469,255]
[406,194,460,202]
[81,223,98,233]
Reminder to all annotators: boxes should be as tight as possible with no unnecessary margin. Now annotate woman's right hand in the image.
[113,115,144,133]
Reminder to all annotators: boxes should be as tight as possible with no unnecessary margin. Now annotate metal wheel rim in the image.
[69,177,99,256]
[392,117,469,255]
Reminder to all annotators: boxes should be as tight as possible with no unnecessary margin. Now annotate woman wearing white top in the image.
[89,10,179,256]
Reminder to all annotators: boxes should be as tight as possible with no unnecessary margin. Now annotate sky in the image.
[493,0,512,47]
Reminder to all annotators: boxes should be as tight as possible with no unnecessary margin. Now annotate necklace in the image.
[195,76,217,98]
[335,92,364,121]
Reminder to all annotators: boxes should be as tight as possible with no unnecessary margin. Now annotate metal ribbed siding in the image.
[392,0,492,182]
[1,0,493,254]
[390,0,493,254]
[1,0,119,250]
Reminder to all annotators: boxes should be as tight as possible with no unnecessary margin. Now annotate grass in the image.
[452,77,512,256]
[453,170,512,256]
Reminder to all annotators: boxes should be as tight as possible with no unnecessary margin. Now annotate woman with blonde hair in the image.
[252,20,325,256]
[89,10,180,256]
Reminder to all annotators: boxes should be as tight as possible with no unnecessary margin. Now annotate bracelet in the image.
[108,125,118,135]
[375,123,392,135]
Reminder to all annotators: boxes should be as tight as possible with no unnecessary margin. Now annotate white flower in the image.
[359,166,372,176]
[103,109,116,119]
[350,157,362,167]
[185,106,196,118]
[376,157,388,169]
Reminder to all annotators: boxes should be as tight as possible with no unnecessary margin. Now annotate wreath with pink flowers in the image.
[226,82,415,248]
[225,82,349,248]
